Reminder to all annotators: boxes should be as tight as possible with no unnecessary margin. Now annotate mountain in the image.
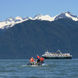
[0,12,78,29]
[0,12,78,58]
[0,16,28,29]
[54,12,78,21]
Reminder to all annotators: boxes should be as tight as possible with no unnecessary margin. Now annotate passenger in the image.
[37,55,40,63]
[29,57,35,65]
[40,57,44,63]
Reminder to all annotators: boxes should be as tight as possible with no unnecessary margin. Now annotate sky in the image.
[0,0,78,21]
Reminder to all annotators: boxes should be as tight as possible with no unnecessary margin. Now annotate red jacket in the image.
[40,57,44,62]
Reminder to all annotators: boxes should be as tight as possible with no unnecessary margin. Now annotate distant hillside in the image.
[0,18,78,58]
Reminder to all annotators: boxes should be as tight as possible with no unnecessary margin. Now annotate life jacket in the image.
[30,57,34,63]
[40,57,44,62]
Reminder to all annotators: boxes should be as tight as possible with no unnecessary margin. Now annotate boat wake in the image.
[21,63,48,67]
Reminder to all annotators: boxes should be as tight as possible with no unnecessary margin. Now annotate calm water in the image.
[0,59,78,78]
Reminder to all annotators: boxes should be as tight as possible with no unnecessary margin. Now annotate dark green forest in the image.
[0,18,78,58]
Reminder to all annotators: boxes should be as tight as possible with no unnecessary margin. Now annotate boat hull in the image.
[42,56,72,59]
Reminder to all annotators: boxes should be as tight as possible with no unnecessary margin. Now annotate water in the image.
[0,59,78,78]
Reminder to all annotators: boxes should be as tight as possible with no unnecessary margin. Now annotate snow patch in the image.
[33,15,54,21]
[0,12,78,29]
[65,13,78,21]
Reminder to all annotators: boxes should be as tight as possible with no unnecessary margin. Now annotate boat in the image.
[42,50,72,59]
[27,62,44,66]
[27,57,45,66]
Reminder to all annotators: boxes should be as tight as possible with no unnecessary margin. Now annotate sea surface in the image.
[0,59,78,78]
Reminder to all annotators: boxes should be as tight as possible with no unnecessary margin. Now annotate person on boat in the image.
[37,55,40,63]
[40,57,44,63]
[29,57,35,65]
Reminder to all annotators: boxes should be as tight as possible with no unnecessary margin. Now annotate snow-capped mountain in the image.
[54,12,78,21]
[0,16,29,29]
[33,14,54,21]
[32,12,78,21]
[0,12,78,29]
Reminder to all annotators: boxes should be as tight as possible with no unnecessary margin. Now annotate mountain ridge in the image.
[0,18,78,58]
[0,12,78,29]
